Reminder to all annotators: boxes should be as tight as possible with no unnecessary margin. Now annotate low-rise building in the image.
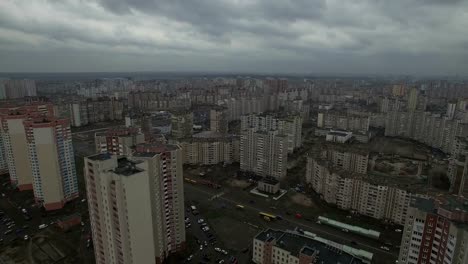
[252,229,367,264]
[257,177,280,194]
[325,130,352,143]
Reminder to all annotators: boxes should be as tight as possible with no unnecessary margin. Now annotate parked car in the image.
[38,224,48,230]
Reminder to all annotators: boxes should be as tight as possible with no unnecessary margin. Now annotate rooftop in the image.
[260,176,279,185]
[255,229,363,263]
[113,157,144,176]
[135,143,180,154]
[87,153,113,161]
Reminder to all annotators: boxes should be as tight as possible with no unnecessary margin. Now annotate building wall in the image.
[398,200,468,264]
[385,111,468,154]
[306,157,411,225]
[210,108,228,134]
[240,129,287,179]
[317,112,369,134]
[240,114,302,153]
[179,138,239,165]
[95,131,145,156]
[85,146,185,264]
[171,111,193,139]
[3,118,33,190]
[26,120,78,210]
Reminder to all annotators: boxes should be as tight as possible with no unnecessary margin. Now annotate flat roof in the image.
[113,158,144,176]
[328,131,351,137]
[260,177,279,185]
[255,229,363,263]
[87,153,113,161]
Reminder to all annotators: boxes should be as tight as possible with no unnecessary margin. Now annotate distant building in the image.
[252,229,366,264]
[24,117,79,210]
[398,196,468,264]
[385,111,468,153]
[447,136,468,197]
[209,106,228,134]
[241,113,302,153]
[95,127,145,155]
[0,79,37,99]
[55,97,124,127]
[316,111,370,143]
[84,144,185,264]
[257,177,280,194]
[240,128,288,180]
[170,110,193,139]
[176,131,239,165]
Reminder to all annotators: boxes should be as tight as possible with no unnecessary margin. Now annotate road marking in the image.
[209,192,225,201]
[185,184,398,258]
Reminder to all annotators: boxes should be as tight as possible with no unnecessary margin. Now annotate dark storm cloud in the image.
[0,0,467,74]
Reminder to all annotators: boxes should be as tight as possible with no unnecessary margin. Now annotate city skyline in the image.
[1,0,468,75]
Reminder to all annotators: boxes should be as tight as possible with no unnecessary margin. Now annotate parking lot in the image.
[184,200,246,264]
[0,168,94,263]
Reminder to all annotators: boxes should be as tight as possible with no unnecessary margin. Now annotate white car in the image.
[23,235,29,240]
[38,224,48,230]
[221,249,228,255]
[197,219,205,224]
[215,247,221,252]
[395,229,402,233]
[380,246,390,251]
[199,245,203,251]
[187,255,193,261]
[202,226,210,232]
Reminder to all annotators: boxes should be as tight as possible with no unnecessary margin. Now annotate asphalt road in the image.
[184,183,399,263]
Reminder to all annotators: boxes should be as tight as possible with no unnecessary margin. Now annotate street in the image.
[184,182,399,264]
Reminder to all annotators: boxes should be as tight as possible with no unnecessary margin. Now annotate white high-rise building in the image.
[241,113,302,153]
[25,118,79,210]
[0,104,55,190]
[240,128,288,179]
[84,143,185,264]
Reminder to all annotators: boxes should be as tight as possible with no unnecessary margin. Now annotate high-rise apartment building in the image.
[241,113,302,153]
[84,143,185,264]
[0,79,37,99]
[24,118,78,210]
[176,131,239,165]
[170,110,193,139]
[209,106,228,134]
[447,137,468,197]
[95,127,145,155]
[385,111,468,153]
[0,104,54,190]
[321,144,369,174]
[407,88,419,111]
[240,128,287,179]
[398,196,468,264]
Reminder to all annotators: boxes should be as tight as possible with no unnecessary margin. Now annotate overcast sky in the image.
[0,0,467,75]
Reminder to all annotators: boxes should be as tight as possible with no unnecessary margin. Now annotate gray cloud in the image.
[0,0,467,75]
